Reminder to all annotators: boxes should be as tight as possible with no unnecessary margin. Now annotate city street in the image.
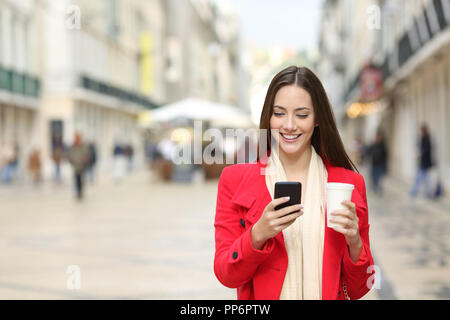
[365,171,450,300]
[1,0,449,304]
[0,172,234,299]
[0,169,449,300]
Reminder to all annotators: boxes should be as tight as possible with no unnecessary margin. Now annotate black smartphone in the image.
[274,182,302,214]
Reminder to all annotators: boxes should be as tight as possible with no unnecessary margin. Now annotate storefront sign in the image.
[359,65,383,102]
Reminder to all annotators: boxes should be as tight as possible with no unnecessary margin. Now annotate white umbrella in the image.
[140,98,255,128]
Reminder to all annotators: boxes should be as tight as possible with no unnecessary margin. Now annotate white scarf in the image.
[264,145,327,300]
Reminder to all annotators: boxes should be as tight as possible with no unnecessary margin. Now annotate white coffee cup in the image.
[326,183,355,229]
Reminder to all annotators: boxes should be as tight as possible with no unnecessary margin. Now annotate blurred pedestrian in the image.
[0,147,4,182]
[10,143,19,182]
[52,143,65,184]
[124,144,134,172]
[113,142,126,183]
[350,137,364,167]
[410,123,433,199]
[0,143,15,184]
[87,142,97,184]
[68,132,91,200]
[145,140,160,166]
[369,131,388,195]
[28,148,42,186]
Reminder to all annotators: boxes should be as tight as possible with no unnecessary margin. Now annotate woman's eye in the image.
[273,112,284,116]
[297,115,308,118]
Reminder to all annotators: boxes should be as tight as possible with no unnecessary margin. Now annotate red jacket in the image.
[214,158,374,300]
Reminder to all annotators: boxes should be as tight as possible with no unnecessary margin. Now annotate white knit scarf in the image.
[264,144,327,300]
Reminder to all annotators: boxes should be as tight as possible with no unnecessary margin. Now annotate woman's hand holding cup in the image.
[328,200,361,247]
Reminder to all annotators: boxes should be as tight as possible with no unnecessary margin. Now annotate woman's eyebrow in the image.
[273,105,310,111]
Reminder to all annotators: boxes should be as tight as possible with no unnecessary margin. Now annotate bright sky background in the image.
[231,0,323,51]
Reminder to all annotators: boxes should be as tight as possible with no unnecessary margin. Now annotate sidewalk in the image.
[362,168,450,300]
[1,168,448,300]
[0,171,234,299]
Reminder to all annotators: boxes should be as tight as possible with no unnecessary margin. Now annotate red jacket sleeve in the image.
[341,173,375,299]
[213,166,274,288]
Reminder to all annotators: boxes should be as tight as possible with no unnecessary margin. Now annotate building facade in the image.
[0,0,41,180]
[318,0,450,190]
[0,0,245,182]
[39,0,166,177]
[163,0,244,108]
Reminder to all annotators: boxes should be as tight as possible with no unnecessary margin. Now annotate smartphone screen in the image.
[274,182,302,214]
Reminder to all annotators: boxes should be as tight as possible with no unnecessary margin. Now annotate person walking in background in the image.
[124,144,134,172]
[68,132,91,200]
[145,139,160,167]
[410,123,433,199]
[28,148,42,186]
[9,143,19,183]
[87,142,97,184]
[113,142,126,183]
[350,137,364,167]
[0,145,5,183]
[369,131,388,195]
[52,142,65,184]
[1,143,14,184]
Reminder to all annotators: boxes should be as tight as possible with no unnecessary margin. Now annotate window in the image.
[23,21,29,73]
[11,15,17,69]
[107,0,119,40]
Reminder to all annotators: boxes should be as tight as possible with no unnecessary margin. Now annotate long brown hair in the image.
[258,65,358,173]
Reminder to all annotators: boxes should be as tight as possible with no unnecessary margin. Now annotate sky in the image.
[230,0,323,51]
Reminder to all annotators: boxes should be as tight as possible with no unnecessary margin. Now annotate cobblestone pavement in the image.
[0,172,234,299]
[0,169,448,300]
[365,172,450,300]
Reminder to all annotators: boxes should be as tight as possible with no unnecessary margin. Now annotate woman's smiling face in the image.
[269,85,317,157]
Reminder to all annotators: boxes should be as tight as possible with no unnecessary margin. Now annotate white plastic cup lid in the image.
[326,183,355,190]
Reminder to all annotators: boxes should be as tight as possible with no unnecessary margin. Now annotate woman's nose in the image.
[283,115,297,130]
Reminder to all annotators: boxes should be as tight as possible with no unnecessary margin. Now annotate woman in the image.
[214,66,374,300]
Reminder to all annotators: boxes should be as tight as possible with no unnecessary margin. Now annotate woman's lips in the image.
[280,133,302,143]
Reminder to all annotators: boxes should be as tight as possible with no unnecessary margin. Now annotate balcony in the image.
[383,0,450,80]
[344,0,450,105]
[0,65,40,98]
[80,75,159,110]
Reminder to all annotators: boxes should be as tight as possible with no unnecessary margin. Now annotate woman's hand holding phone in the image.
[251,197,303,250]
